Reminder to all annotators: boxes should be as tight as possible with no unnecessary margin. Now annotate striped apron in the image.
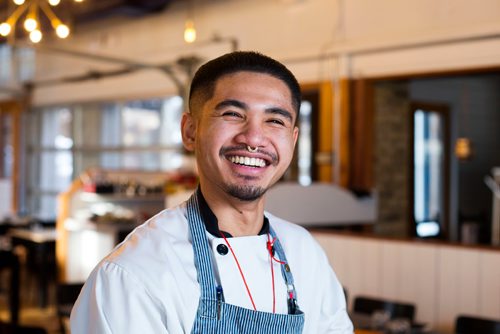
[187,191,305,333]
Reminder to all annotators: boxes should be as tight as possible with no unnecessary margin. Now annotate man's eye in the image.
[267,119,285,126]
[222,111,242,118]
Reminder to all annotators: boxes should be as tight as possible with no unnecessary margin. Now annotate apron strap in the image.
[186,190,217,300]
[187,188,301,313]
[269,225,300,313]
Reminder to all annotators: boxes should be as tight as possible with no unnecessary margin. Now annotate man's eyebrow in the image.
[266,107,294,123]
[214,99,247,110]
[214,99,295,123]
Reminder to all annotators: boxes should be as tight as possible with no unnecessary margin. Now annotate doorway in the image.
[410,103,450,238]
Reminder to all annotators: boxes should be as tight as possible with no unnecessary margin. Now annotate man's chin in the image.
[226,185,267,202]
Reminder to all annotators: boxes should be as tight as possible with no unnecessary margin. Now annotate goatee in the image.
[226,185,267,201]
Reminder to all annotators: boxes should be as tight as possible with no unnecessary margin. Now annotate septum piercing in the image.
[247,145,258,153]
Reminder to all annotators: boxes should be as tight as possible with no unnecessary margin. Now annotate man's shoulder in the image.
[104,204,191,267]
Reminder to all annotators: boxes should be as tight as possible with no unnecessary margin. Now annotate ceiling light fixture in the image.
[184,19,196,43]
[0,0,82,43]
[183,0,196,44]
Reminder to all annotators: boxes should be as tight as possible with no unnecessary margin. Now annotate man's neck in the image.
[200,185,266,237]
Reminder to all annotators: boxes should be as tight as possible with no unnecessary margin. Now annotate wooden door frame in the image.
[301,80,350,186]
[0,100,23,214]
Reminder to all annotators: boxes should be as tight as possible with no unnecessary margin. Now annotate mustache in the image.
[220,144,278,165]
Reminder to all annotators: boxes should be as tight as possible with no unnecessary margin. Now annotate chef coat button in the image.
[216,244,228,255]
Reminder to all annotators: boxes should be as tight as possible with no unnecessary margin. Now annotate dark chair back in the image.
[455,315,500,334]
[0,322,47,334]
[56,282,84,334]
[353,296,416,322]
[0,250,20,326]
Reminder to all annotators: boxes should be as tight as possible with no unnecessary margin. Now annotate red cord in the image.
[219,232,287,314]
[266,235,286,264]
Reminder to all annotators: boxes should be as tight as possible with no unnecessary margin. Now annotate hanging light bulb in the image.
[184,19,196,43]
[29,29,42,43]
[13,0,26,5]
[55,23,70,38]
[0,22,12,36]
[48,0,61,6]
[24,3,37,32]
[24,17,37,32]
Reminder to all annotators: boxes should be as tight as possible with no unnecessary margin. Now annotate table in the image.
[8,227,57,308]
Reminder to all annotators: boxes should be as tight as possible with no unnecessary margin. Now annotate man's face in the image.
[182,71,299,202]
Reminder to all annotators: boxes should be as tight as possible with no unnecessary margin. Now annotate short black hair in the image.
[188,51,301,116]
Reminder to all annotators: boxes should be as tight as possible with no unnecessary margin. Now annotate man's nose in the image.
[236,119,268,148]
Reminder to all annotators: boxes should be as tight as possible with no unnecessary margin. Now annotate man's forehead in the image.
[213,71,292,95]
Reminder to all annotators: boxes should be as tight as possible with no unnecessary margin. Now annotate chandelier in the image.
[0,0,83,43]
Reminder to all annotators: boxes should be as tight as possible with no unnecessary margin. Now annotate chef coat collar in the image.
[196,189,270,238]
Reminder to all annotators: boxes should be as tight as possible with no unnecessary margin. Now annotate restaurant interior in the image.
[1,0,500,333]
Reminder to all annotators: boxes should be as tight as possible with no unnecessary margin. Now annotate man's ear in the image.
[181,112,196,152]
[292,126,299,147]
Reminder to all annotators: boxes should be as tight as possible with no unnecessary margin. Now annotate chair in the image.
[0,322,47,334]
[353,296,416,322]
[56,282,84,334]
[455,315,500,334]
[0,250,20,327]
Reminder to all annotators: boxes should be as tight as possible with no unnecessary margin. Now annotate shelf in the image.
[79,192,165,203]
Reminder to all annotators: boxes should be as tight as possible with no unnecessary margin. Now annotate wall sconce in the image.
[455,137,473,161]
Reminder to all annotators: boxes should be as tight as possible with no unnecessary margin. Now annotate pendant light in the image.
[184,0,196,43]
[0,0,82,43]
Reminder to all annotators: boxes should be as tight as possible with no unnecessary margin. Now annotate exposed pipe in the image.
[281,31,500,65]
[7,34,238,94]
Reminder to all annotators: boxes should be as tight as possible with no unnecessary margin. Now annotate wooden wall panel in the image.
[312,232,500,333]
[314,233,350,293]
[409,245,439,327]
[380,242,400,299]
[458,251,480,315]
[437,247,462,333]
[361,240,381,296]
[344,237,365,300]
[479,252,500,318]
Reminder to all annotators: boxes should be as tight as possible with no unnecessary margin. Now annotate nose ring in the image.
[247,145,258,153]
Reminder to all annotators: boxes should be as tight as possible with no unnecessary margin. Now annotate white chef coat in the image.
[70,202,353,334]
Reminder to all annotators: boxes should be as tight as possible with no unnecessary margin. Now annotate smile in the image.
[229,155,266,167]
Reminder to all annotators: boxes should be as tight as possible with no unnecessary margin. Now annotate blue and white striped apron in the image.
[186,191,305,333]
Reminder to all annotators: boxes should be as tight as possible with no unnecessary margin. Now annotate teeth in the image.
[229,156,266,167]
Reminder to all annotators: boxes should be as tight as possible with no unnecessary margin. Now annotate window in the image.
[26,96,189,219]
[411,104,449,238]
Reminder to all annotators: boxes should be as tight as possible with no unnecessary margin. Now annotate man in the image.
[70,51,353,333]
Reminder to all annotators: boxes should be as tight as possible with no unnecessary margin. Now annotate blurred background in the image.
[0,0,499,333]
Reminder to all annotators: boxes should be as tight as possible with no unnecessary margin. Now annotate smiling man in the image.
[70,51,353,333]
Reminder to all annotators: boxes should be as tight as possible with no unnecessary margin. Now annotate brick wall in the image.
[373,81,411,237]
